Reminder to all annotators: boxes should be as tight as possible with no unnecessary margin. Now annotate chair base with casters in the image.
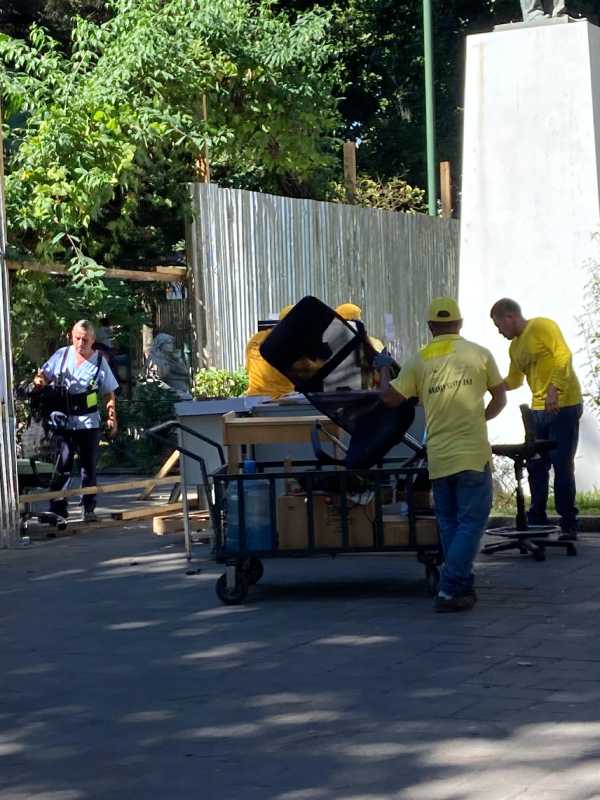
[18,458,68,535]
[482,406,577,561]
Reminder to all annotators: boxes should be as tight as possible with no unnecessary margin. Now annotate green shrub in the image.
[192,368,248,400]
[330,174,427,214]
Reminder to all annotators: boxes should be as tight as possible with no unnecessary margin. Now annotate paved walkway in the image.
[1,528,600,800]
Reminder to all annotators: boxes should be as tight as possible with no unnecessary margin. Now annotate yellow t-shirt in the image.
[245,330,294,400]
[505,318,582,410]
[392,334,503,480]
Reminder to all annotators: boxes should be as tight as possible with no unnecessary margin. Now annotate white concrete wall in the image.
[459,20,600,490]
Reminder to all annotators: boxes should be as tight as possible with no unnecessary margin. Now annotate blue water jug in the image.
[225,460,274,552]
[225,480,241,552]
[242,460,274,551]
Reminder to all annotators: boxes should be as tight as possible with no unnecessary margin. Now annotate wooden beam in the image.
[18,474,180,506]
[7,260,187,283]
[139,450,180,500]
[111,498,199,521]
[440,161,453,219]
[153,510,209,535]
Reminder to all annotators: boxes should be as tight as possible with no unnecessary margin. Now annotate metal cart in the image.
[147,421,442,605]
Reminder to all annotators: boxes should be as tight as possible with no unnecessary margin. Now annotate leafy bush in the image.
[192,368,248,400]
[330,174,427,214]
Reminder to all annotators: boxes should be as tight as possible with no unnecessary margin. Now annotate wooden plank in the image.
[7,260,187,283]
[153,511,209,535]
[139,450,180,500]
[27,516,153,539]
[18,474,180,505]
[440,161,452,219]
[111,498,200,521]
[222,415,341,446]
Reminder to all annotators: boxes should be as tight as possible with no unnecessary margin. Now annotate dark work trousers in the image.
[49,429,100,516]
[527,403,583,532]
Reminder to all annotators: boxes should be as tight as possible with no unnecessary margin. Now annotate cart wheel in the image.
[216,572,249,605]
[532,549,546,562]
[243,557,264,585]
[426,565,440,596]
[567,544,577,557]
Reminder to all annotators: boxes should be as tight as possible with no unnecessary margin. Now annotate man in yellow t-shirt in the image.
[490,298,583,538]
[382,297,506,612]
[245,305,295,400]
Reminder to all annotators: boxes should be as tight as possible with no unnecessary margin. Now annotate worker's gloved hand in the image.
[372,352,395,369]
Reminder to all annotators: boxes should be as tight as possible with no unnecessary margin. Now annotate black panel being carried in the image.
[260,296,421,469]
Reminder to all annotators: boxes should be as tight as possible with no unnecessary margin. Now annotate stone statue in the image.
[520,0,566,24]
[145,333,192,400]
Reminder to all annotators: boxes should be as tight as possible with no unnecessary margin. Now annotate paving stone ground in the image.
[1,527,600,800]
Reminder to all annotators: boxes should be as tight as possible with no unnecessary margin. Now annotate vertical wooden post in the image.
[187,96,211,370]
[194,95,210,184]
[0,103,20,546]
[343,141,357,205]
[440,161,452,218]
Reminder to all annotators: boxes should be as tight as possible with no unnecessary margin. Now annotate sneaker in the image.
[434,592,476,613]
[83,511,98,523]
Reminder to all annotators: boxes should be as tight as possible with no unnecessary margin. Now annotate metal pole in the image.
[0,104,20,546]
[423,0,437,216]
[178,427,193,562]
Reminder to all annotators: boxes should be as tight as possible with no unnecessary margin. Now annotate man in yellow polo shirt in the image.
[382,297,506,612]
[245,305,295,400]
[490,298,583,539]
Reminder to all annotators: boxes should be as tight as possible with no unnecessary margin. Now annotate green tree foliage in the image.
[281,0,598,189]
[1,0,341,374]
[1,0,341,267]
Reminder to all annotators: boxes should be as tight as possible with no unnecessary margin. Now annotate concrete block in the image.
[459,20,600,489]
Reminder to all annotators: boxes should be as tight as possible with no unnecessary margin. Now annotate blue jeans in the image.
[432,465,493,597]
[527,403,582,532]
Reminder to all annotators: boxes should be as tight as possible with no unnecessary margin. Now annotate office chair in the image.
[482,405,576,561]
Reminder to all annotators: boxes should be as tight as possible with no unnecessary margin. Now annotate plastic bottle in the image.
[225,480,241,552]
[225,460,274,552]
[242,459,274,551]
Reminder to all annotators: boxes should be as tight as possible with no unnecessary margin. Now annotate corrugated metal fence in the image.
[188,183,459,371]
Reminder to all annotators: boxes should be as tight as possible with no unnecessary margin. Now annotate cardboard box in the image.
[277,494,376,549]
[397,489,433,513]
[382,515,438,547]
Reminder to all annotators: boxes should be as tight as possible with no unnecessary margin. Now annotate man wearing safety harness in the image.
[33,320,119,523]
[382,298,507,612]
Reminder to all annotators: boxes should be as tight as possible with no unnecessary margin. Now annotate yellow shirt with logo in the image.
[505,317,582,410]
[391,335,502,480]
[245,330,294,400]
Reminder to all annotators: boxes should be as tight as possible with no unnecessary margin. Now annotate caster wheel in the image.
[243,557,264,585]
[216,571,249,605]
[567,544,577,556]
[426,565,440,596]
[533,549,546,562]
